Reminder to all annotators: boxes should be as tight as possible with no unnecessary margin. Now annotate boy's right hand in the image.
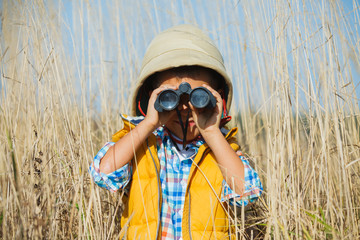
[100,86,176,174]
[143,85,177,130]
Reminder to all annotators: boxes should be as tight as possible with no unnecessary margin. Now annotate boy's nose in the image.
[179,103,189,111]
[178,95,190,111]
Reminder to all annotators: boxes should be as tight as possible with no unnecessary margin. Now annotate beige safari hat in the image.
[132,24,233,116]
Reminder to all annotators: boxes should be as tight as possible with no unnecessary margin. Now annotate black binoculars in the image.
[154,82,216,112]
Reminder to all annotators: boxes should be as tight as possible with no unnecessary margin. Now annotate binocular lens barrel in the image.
[154,82,216,112]
[190,88,210,108]
[159,91,179,110]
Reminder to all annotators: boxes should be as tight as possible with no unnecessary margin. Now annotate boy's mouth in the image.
[188,120,196,127]
[175,119,196,127]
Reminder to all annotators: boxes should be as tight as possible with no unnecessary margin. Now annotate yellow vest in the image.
[112,116,239,239]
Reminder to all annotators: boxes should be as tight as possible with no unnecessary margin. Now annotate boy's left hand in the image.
[189,84,223,136]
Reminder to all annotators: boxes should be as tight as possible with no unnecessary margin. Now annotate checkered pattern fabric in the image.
[89,142,131,193]
[221,152,263,206]
[155,127,203,239]
[89,115,263,239]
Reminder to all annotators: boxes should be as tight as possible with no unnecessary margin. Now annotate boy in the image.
[90,25,262,239]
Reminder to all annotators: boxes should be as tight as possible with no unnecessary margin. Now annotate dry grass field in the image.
[1,0,359,239]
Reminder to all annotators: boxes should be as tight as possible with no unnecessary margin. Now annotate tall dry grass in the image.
[1,0,359,239]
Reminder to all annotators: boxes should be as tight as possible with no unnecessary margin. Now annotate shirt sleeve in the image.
[89,142,132,192]
[221,154,263,206]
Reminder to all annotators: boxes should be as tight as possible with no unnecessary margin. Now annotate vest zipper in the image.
[185,147,210,239]
[188,192,193,240]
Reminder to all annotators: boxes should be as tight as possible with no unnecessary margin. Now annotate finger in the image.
[188,101,194,110]
[150,86,177,102]
[162,84,177,89]
[208,91,223,114]
[201,84,217,92]
[202,84,222,102]
[188,102,200,119]
[201,85,222,120]
[188,102,197,115]
[202,84,215,92]
[150,87,164,96]
[153,84,177,94]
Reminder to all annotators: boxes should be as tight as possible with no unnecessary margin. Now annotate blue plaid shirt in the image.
[89,115,263,240]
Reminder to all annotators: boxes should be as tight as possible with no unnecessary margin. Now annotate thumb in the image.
[189,102,199,118]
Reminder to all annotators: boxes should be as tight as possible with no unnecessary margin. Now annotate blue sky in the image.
[59,0,359,113]
[1,0,359,113]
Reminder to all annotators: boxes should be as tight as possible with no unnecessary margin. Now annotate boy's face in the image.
[154,69,219,141]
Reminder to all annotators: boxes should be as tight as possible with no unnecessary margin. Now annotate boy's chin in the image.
[180,131,201,142]
[187,129,201,140]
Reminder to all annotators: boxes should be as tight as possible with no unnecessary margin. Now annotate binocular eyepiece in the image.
[154,82,217,112]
